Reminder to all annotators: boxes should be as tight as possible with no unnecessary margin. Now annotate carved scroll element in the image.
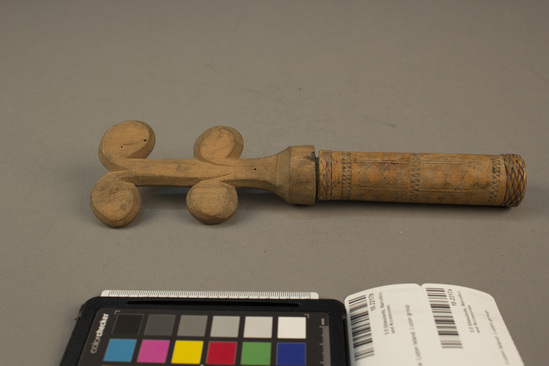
[91,121,316,227]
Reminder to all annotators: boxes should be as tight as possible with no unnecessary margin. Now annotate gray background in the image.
[1,0,548,364]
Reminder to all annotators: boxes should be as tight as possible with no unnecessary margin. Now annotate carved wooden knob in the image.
[90,121,315,227]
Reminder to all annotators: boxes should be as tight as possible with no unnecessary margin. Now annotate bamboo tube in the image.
[317,151,526,207]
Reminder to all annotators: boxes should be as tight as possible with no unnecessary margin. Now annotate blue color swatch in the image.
[276,343,306,366]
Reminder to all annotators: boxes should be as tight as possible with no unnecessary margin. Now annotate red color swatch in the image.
[206,341,237,365]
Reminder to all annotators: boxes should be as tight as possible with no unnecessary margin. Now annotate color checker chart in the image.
[76,307,331,366]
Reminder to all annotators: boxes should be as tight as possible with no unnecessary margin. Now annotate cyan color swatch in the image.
[103,338,137,362]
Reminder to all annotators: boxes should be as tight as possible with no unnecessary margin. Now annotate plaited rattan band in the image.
[501,154,527,207]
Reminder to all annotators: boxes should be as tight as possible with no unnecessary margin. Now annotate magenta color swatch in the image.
[137,340,170,363]
[206,341,237,365]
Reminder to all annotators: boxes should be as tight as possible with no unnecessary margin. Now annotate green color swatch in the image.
[241,342,271,365]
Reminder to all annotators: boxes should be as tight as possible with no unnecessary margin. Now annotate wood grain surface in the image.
[90,121,316,226]
[317,151,526,207]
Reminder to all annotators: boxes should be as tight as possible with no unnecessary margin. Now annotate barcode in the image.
[348,295,375,360]
[426,287,463,348]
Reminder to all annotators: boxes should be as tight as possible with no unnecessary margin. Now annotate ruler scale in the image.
[101,290,320,300]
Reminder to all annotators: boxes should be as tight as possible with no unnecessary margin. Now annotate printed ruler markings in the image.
[426,287,463,349]
[348,295,375,360]
[101,290,319,299]
[320,324,331,366]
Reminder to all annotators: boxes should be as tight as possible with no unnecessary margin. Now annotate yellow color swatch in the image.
[171,340,203,364]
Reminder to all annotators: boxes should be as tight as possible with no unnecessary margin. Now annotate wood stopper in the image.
[317,151,526,207]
